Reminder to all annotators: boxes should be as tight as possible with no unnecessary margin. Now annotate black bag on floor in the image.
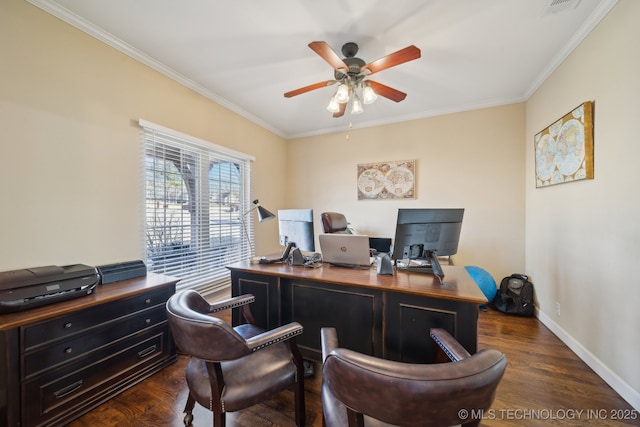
[493,274,534,316]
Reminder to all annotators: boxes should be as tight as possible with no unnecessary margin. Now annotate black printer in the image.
[0,264,99,313]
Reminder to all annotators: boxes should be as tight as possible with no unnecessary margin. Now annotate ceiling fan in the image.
[284,41,421,118]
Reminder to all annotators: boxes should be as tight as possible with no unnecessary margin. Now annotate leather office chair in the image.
[166,290,306,426]
[321,212,349,233]
[321,327,506,427]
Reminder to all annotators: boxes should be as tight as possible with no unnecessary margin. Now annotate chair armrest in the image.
[430,328,471,362]
[245,322,304,352]
[207,294,255,313]
[321,327,339,363]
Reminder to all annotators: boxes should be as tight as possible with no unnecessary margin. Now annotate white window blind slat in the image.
[140,120,254,296]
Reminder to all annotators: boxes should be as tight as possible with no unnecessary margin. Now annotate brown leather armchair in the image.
[321,212,349,233]
[166,290,306,426]
[321,327,506,427]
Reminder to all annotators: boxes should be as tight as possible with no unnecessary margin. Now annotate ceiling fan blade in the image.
[361,45,421,76]
[308,41,349,73]
[284,80,336,98]
[368,80,407,102]
[333,102,347,118]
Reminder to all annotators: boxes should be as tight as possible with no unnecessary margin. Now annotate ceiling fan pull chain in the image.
[346,107,353,140]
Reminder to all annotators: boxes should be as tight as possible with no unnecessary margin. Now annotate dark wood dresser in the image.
[0,272,179,427]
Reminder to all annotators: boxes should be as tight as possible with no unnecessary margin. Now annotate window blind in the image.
[139,119,255,296]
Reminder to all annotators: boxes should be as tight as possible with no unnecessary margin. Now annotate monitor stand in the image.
[425,250,445,280]
[395,250,445,284]
[258,242,297,264]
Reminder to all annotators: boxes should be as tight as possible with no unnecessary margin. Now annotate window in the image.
[140,119,255,295]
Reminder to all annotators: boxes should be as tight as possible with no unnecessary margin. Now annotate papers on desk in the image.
[396,259,431,268]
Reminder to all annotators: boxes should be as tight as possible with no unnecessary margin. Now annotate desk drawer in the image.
[23,305,168,378]
[22,287,174,350]
[23,326,171,427]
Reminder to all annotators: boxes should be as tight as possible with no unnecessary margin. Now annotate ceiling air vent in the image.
[541,0,582,16]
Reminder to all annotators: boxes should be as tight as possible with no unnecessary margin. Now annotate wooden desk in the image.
[0,273,179,427]
[228,262,486,363]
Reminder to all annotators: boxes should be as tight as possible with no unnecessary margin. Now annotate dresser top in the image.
[0,273,179,330]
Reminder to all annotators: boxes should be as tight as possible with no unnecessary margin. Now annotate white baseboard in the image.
[537,310,640,411]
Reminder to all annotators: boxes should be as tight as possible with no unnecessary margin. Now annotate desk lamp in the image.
[242,199,275,261]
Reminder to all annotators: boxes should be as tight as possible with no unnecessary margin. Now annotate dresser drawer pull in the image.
[145,298,152,304]
[138,345,157,358]
[145,318,152,324]
[64,322,73,329]
[54,379,83,399]
[64,347,73,354]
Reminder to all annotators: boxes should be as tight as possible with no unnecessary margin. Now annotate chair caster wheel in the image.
[183,412,193,425]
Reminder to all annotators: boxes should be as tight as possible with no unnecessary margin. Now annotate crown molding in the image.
[26,0,287,138]
[524,0,619,99]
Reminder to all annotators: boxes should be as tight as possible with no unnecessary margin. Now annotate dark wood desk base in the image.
[228,263,486,363]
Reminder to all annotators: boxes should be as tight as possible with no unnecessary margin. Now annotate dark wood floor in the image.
[69,307,637,427]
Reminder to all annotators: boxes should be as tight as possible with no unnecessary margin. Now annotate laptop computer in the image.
[319,234,375,268]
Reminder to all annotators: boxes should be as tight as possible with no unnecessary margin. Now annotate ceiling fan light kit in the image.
[326,80,373,115]
[285,41,421,118]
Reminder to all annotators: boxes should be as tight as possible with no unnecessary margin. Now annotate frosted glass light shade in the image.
[362,84,377,104]
[335,83,349,103]
[351,95,364,114]
[327,95,340,113]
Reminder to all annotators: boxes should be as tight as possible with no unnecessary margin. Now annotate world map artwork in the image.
[357,160,415,200]
[534,102,594,188]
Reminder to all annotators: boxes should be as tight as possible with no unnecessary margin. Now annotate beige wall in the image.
[0,0,287,270]
[2,0,638,411]
[286,104,526,282]
[526,0,639,408]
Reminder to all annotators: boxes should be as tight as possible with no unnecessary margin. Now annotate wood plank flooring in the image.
[69,307,637,427]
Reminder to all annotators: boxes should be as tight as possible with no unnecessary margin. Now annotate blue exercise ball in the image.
[465,266,497,303]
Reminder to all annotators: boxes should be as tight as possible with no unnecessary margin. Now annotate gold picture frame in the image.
[357,160,415,200]
[534,101,594,187]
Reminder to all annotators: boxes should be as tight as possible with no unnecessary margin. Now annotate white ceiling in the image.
[28,0,617,139]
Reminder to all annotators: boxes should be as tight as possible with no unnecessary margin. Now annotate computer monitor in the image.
[391,208,464,278]
[277,209,315,252]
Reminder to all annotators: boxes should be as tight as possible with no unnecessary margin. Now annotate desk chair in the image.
[321,212,349,233]
[321,327,506,427]
[166,290,306,426]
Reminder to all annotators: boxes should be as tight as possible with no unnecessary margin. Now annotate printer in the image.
[0,264,99,313]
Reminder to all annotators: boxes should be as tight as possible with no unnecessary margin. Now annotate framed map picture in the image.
[534,101,594,188]
[357,160,415,200]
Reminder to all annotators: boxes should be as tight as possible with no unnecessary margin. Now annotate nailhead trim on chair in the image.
[430,330,462,362]
[250,328,303,352]
[211,296,256,313]
[212,395,228,413]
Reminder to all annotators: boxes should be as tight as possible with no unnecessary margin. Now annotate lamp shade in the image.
[256,204,276,222]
